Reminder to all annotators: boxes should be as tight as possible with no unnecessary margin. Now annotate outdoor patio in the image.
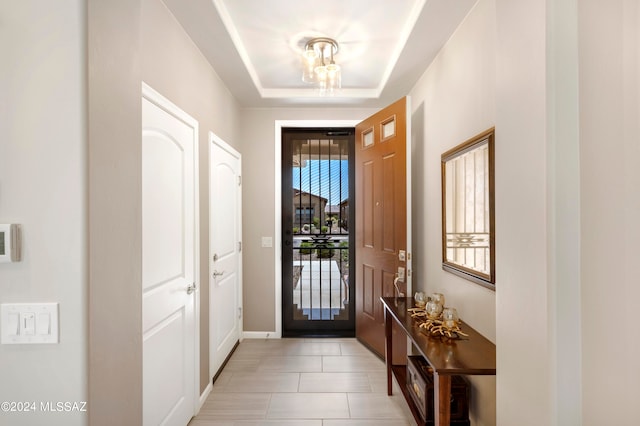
[292,259,349,320]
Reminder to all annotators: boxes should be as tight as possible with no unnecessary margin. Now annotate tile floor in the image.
[189,338,417,426]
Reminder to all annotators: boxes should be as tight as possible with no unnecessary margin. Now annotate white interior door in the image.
[210,132,242,378]
[142,84,198,426]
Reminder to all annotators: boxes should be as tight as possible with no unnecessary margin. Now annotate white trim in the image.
[274,119,360,338]
[197,382,213,413]
[142,83,198,128]
[141,82,201,419]
[404,96,413,296]
[243,331,280,339]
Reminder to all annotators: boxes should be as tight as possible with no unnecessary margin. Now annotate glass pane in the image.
[381,117,395,140]
[291,137,350,320]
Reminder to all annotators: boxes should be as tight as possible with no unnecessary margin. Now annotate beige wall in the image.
[494,0,553,423]
[408,0,639,425]
[140,0,241,394]
[409,1,496,424]
[88,0,242,423]
[580,0,640,424]
[88,0,142,424]
[239,108,376,333]
[0,2,88,425]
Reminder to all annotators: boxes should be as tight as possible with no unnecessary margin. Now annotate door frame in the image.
[269,120,359,339]
[208,131,243,376]
[141,82,201,417]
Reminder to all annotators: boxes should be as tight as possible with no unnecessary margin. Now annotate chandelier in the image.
[301,37,341,94]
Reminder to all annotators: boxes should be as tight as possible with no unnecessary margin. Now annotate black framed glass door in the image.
[281,128,355,336]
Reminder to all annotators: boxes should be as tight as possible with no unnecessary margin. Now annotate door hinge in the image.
[238,175,242,186]
[238,241,242,252]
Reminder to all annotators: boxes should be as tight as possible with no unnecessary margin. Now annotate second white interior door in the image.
[209,132,242,378]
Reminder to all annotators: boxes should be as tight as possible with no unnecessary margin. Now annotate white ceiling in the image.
[163,0,477,108]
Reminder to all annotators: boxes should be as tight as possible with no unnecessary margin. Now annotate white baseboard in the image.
[196,381,213,414]
[242,331,281,339]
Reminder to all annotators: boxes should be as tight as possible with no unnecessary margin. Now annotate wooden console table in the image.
[381,297,496,426]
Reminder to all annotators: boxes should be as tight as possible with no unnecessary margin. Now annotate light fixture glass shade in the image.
[302,48,318,64]
[301,37,340,95]
[326,63,341,91]
[315,65,327,81]
[302,63,316,83]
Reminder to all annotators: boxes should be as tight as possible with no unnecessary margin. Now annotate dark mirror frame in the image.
[441,128,495,289]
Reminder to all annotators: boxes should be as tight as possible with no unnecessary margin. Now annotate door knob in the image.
[213,270,225,277]
[186,283,196,295]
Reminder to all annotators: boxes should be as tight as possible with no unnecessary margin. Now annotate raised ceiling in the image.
[163,0,477,108]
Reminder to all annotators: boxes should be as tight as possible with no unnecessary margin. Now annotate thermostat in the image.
[0,224,21,263]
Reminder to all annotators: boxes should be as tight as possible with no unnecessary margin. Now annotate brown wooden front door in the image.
[355,97,411,362]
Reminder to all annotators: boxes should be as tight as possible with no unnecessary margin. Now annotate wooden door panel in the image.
[382,153,398,252]
[362,161,375,248]
[362,263,376,318]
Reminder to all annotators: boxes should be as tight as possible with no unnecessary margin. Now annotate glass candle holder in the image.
[414,292,427,308]
[431,293,445,308]
[425,300,443,320]
[442,307,459,329]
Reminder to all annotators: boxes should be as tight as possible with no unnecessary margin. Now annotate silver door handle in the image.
[213,270,225,277]
[187,283,196,295]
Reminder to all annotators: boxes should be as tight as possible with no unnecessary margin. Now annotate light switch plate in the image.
[261,237,273,248]
[1,303,59,344]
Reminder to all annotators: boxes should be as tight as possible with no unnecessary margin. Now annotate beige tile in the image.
[190,421,322,426]
[222,357,261,372]
[235,422,321,426]
[197,393,271,420]
[224,372,300,393]
[257,355,322,372]
[367,371,403,394]
[189,421,323,426]
[340,341,378,356]
[323,420,415,426]
[230,339,299,359]
[298,372,371,393]
[211,371,233,393]
[303,337,357,343]
[267,393,349,419]
[322,355,385,372]
[281,341,342,356]
[191,339,415,425]
[188,419,235,426]
[347,393,412,419]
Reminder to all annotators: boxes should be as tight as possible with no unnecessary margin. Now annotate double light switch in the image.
[1,303,59,344]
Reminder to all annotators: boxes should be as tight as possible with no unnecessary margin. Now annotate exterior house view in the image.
[1,1,639,426]
[292,189,327,232]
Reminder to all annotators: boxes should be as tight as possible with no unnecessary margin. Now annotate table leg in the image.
[433,373,451,426]
[384,306,393,396]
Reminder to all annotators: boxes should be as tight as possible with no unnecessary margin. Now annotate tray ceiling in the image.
[163,0,477,107]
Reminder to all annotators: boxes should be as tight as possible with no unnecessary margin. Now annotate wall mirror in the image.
[441,128,495,289]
